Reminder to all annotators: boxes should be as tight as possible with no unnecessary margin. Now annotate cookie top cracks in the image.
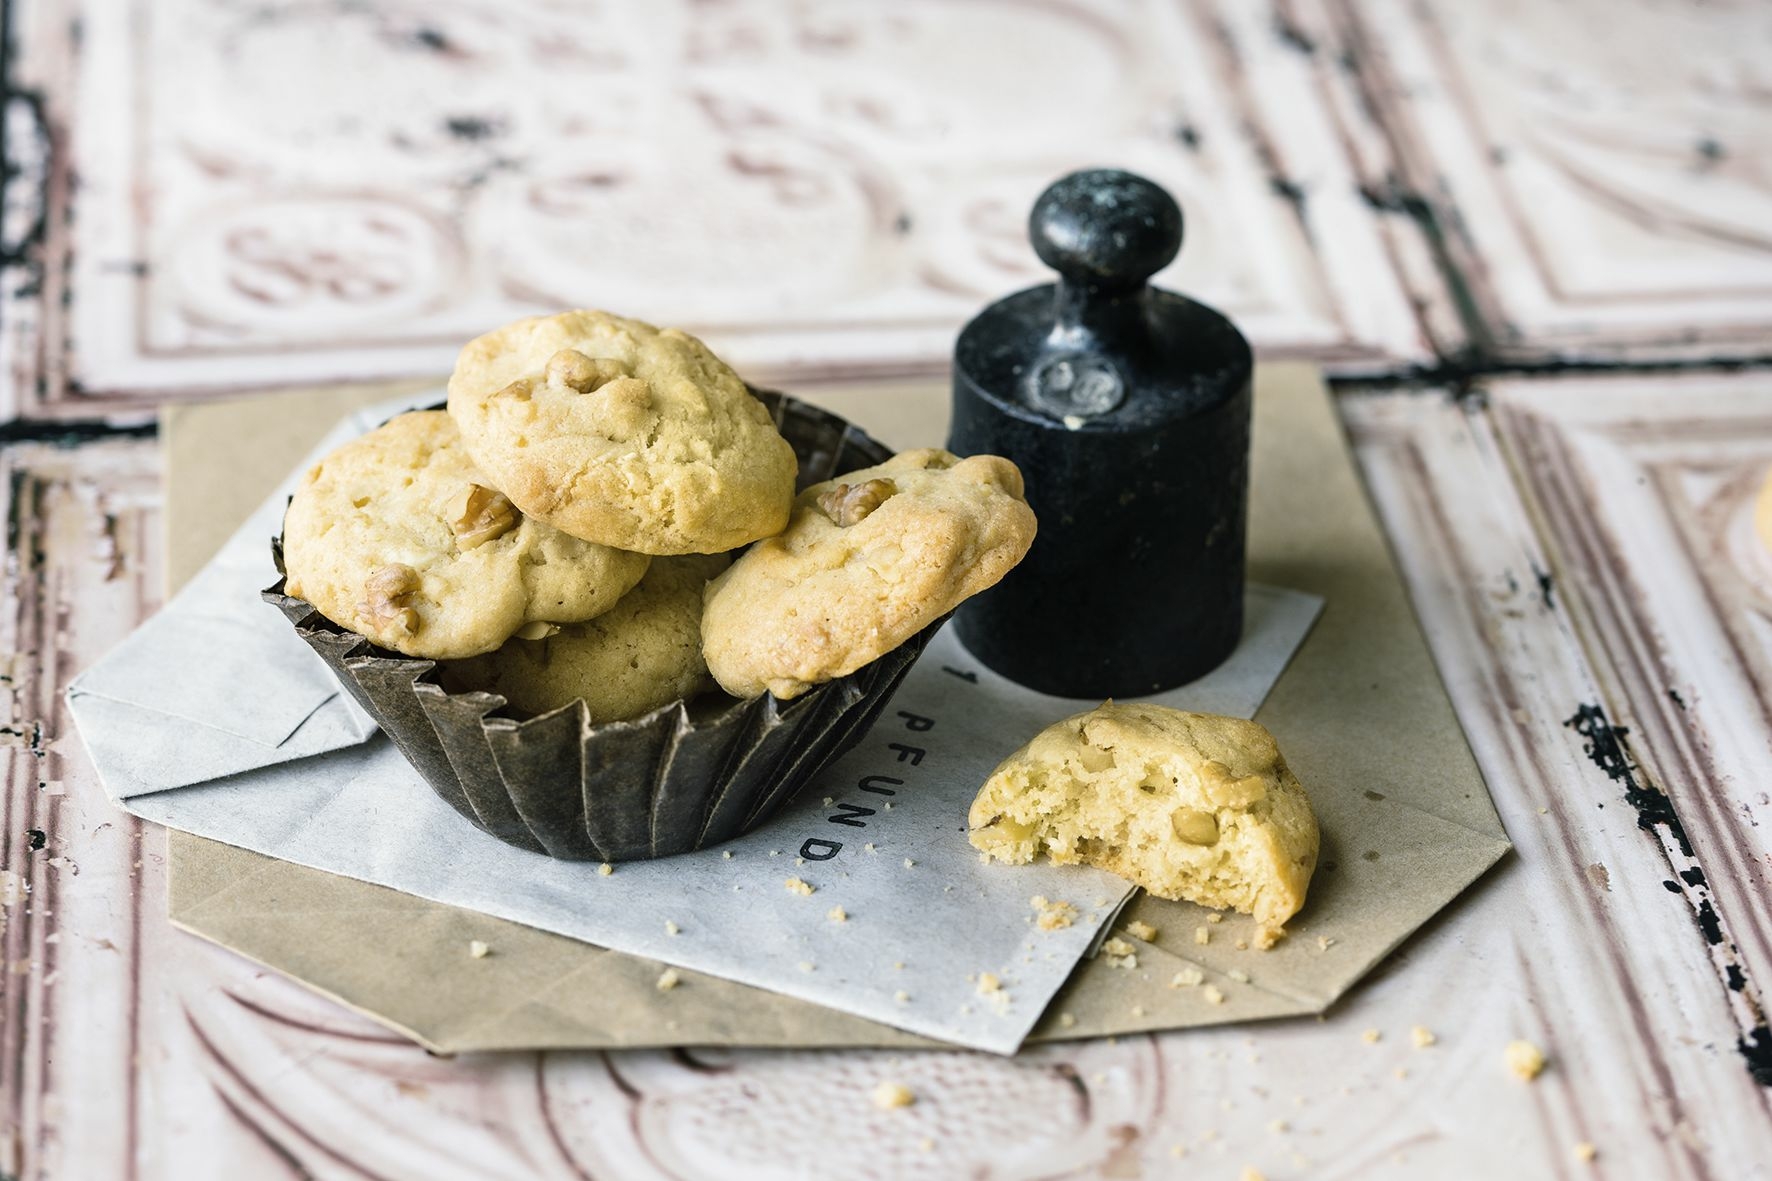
[446,310,798,556]
[281,411,650,660]
[702,448,1037,700]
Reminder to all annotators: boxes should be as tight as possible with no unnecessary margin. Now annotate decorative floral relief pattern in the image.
[52,0,1429,402]
[1350,0,1772,359]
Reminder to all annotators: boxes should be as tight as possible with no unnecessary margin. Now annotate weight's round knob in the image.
[1029,169,1183,292]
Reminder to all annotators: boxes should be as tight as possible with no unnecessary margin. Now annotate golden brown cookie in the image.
[281,411,649,660]
[701,448,1036,700]
[441,554,729,720]
[968,703,1319,938]
[446,310,797,555]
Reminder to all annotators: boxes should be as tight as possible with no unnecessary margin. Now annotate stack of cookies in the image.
[269,310,1037,860]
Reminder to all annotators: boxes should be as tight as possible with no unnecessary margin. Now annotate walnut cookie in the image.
[968,702,1320,940]
[446,310,798,555]
[441,553,729,721]
[281,411,650,660]
[701,448,1037,700]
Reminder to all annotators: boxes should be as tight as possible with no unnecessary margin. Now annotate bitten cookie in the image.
[441,554,730,720]
[447,310,797,555]
[701,448,1036,700]
[281,411,650,660]
[968,703,1319,939]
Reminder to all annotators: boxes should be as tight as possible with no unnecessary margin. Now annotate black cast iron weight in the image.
[948,168,1253,697]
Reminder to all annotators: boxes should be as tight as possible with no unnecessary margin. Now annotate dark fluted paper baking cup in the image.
[263,392,945,862]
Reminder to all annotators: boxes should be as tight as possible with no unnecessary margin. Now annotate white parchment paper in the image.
[68,393,1322,1053]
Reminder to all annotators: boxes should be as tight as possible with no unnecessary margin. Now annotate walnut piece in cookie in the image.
[448,484,519,550]
[280,410,649,659]
[969,703,1319,938]
[702,448,1036,700]
[447,310,797,555]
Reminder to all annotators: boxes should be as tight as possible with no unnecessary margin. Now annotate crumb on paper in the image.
[1062,414,1086,430]
[864,843,877,852]
[785,877,815,896]
[597,863,613,877]
[770,850,780,857]
[1507,1039,1547,1081]
[1170,1144,1186,1159]
[1573,1142,1597,1163]
[1058,1012,1077,1028]
[1362,1029,1382,1044]
[919,1137,934,1153]
[1234,938,1248,950]
[1124,920,1158,942]
[894,990,910,1004]
[1202,985,1225,1005]
[828,905,848,923]
[1131,1004,1146,1018]
[656,968,681,991]
[1269,1119,1288,1134]
[794,857,805,866]
[798,961,815,973]
[1170,968,1204,988]
[1206,912,1223,924]
[823,797,834,806]
[1195,926,1210,946]
[872,1081,915,1109]
[1411,1025,1437,1048]
[1032,896,1078,931]
[1253,926,1281,950]
[1394,1067,1409,1080]
[1227,968,1250,983]
[467,940,490,959]
[903,857,915,868]
[664,920,680,936]
[976,972,1002,995]
[1240,1166,1266,1181]
[721,850,732,860]
[894,961,906,970]
[883,802,894,810]
[1102,937,1135,958]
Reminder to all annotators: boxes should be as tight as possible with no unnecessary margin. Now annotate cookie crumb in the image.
[1394,1067,1409,1080]
[1573,1142,1597,1163]
[1506,1039,1547,1081]
[894,990,910,1004]
[597,863,613,877]
[467,940,490,959]
[1252,926,1281,950]
[1102,937,1135,958]
[872,1081,915,1109]
[1195,926,1211,946]
[1227,968,1250,983]
[1202,984,1225,1005]
[664,920,680,936]
[1170,968,1204,988]
[1268,1119,1288,1133]
[1317,936,1335,951]
[1130,1004,1146,1018]
[1207,913,1224,924]
[1032,896,1078,931]
[1124,920,1158,941]
[902,857,914,868]
[864,843,876,852]
[794,857,805,866]
[827,905,848,923]
[785,877,815,896]
[1058,1011,1077,1028]
[884,802,894,810]
[721,850,732,860]
[1411,1025,1436,1048]
[656,968,680,991]
[1362,1029,1382,1044]
[1234,938,1249,950]
[798,961,815,972]
[823,797,834,806]
[893,961,905,970]
[1240,1166,1266,1181]
[1169,1144,1187,1158]
[976,972,1002,995]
